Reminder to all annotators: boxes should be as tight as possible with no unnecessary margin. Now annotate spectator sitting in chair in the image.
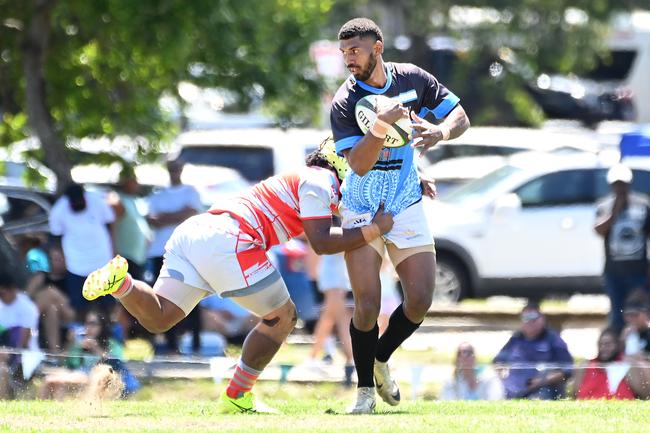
[22,241,75,353]
[621,290,650,358]
[440,342,504,400]
[39,309,139,400]
[573,327,650,400]
[493,302,573,399]
[0,270,39,399]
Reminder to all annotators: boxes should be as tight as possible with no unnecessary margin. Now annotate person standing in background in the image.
[594,164,650,332]
[108,165,154,342]
[49,183,115,318]
[108,165,152,281]
[307,252,355,386]
[146,159,203,354]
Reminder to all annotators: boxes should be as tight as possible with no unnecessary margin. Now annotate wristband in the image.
[361,223,381,243]
[439,123,451,141]
[329,226,343,237]
[370,118,390,139]
[113,273,134,299]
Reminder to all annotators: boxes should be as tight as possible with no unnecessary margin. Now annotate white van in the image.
[608,11,650,122]
[172,128,331,182]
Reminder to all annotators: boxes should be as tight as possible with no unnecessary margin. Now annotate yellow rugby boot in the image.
[82,255,129,300]
[216,390,279,414]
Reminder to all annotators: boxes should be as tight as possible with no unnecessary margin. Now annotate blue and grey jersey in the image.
[330,62,460,216]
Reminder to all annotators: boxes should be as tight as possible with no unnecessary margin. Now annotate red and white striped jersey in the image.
[210,166,340,250]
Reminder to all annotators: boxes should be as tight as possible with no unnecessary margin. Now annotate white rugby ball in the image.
[355,94,412,148]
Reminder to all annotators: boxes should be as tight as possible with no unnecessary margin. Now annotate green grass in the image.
[2,380,650,433]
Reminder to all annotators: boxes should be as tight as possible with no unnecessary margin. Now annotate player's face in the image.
[340,36,381,82]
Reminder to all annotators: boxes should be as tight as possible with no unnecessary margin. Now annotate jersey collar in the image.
[353,62,392,94]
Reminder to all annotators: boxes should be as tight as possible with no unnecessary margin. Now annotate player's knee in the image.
[261,300,296,335]
[354,295,381,321]
[404,292,432,318]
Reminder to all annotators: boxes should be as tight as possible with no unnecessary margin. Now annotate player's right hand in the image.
[372,203,394,234]
[376,99,408,124]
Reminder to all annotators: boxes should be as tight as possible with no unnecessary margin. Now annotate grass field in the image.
[1,380,649,433]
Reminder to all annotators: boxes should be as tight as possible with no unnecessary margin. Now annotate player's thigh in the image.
[393,248,436,301]
[225,270,292,319]
[344,243,383,300]
[153,277,205,328]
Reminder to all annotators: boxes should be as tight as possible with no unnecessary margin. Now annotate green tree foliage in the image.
[328,0,646,125]
[0,0,331,189]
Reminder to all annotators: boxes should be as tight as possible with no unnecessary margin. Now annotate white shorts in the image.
[159,213,276,295]
[317,253,351,292]
[340,200,434,249]
[156,213,290,316]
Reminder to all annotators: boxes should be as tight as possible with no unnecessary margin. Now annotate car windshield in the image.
[441,165,522,207]
[179,146,274,182]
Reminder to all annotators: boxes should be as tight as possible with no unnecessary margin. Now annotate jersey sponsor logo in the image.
[347,212,372,228]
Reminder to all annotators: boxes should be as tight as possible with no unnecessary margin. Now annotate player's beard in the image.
[354,52,377,82]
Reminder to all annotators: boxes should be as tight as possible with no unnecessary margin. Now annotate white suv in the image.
[425,151,650,303]
[173,128,330,182]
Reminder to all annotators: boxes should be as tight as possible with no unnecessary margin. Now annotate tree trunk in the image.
[22,0,72,194]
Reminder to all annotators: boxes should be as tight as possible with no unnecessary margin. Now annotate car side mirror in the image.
[492,193,522,220]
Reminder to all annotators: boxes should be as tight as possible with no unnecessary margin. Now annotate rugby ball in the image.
[355,94,412,148]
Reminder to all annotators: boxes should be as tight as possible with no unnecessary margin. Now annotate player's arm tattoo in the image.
[444,105,470,140]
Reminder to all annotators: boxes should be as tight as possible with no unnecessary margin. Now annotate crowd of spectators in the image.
[440,298,650,401]
[1,161,649,401]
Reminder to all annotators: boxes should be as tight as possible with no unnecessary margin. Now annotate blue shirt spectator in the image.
[493,303,573,399]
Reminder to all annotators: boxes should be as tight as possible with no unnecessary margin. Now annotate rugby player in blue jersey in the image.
[331,17,470,413]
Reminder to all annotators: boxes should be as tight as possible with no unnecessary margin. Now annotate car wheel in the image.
[434,255,469,304]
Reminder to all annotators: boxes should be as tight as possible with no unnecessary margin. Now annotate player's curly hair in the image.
[338,17,383,42]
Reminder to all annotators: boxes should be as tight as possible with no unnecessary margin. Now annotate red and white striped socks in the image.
[226,361,262,398]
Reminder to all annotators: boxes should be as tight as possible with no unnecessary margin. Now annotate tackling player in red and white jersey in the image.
[81,138,393,413]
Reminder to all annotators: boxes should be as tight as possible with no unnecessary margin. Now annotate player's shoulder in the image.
[390,61,432,78]
[300,166,335,184]
[332,76,363,109]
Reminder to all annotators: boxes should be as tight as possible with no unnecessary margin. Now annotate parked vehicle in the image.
[0,185,53,237]
[173,128,329,182]
[425,151,650,303]
[420,126,601,196]
[0,185,53,283]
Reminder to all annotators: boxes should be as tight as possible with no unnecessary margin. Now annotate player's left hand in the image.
[420,175,437,199]
[409,112,444,156]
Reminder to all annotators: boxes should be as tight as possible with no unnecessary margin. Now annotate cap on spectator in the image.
[607,164,633,184]
[623,299,648,315]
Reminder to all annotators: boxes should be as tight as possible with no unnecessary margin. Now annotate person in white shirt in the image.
[0,271,39,399]
[146,159,203,280]
[145,159,203,353]
[440,342,504,401]
[49,183,115,318]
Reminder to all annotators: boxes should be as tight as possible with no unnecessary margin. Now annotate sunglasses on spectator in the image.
[521,311,542,323]
[458,348,474,356]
